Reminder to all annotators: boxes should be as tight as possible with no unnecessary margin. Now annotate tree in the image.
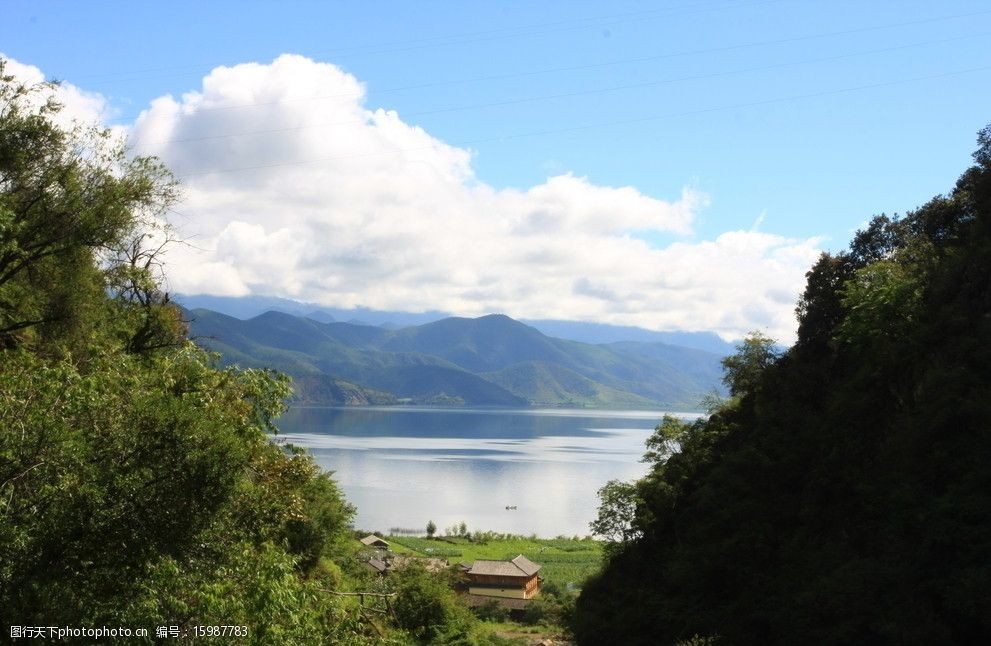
[835,258,924,351]
[795,252,856,351]
[719,331,779,397]
[0,61,177,351]
[390,564,474,642]
[589,480,641,544]
[426,520,437,538]
[642,414,693,465]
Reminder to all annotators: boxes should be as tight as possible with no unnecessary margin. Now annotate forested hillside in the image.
[575,126,991,645]
[172,294,736,355]
[187,309,725,409]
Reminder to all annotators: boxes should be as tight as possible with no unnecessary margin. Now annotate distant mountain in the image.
[523,319,736,355]
[381,314,573,372]
[173,294,737,352]
[484,361,659,409]
[175,294,449,328]
[186,308,725,410]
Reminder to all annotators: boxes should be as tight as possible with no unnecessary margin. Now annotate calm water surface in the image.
[278,406,699,537]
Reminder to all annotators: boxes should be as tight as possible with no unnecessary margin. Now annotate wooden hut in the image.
[359,534,390,549]
[466,554,541,600]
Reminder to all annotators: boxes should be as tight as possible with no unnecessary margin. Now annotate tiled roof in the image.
[365,558,388,573]
[359,534,389,546]
[510,554,541,576]
[468,554,541,577]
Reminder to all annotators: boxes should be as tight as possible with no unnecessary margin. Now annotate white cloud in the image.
[39,53,820,342]
[1,54,120,135]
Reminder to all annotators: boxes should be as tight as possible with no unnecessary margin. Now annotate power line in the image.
[171,64,991,179]
[128,31,988,150]
[300,0,787,59]
[104,6,991,127]
[373,9,991,96]
[67,0,764,84]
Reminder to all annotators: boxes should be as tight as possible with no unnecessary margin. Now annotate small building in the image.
[467,554,541,600]
[359,534,390,549]
[364,557,388,576]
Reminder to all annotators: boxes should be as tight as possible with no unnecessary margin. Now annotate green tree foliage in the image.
[589,480,641,545]
[574,125,991,645]
[0,68,178,354]
[472,599,510,622]
[390,564,475,643]
[427,519,437,538]
[642,414,693,465]
[590,415,696,553]
[0,63,381,642]
[719,331,779,398]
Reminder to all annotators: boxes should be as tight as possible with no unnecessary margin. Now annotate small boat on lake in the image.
[505,505,517,510]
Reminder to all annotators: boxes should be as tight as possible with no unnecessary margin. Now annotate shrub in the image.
[472,599,510,622]
[390,564,474,642]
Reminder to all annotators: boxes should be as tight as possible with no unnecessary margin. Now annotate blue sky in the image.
[3,0,989,340]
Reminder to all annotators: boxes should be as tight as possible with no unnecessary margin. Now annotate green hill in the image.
[574,126,991,644]
[186,309,725,409]
[380,314,574,372]
[485,361,659,408]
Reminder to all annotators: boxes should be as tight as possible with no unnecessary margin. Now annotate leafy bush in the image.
[472,599,510,622]
[390,565,473,642]
[521,597,565,626]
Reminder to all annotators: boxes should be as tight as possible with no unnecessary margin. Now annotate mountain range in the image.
[185,307,727,410]
[175,293,736,354]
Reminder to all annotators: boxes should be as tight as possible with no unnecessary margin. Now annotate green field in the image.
[384,534,605,589]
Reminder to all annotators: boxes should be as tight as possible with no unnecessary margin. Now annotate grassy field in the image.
[384,534,605,589]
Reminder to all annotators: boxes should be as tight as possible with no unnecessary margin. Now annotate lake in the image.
[278,406,700,537]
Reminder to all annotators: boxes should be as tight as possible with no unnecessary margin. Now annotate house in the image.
[466,554,541,600]
[359,534,390,549]
[363,557,388,576]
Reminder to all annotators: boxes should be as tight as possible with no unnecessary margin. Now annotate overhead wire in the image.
[67,0,772,85]
[127,30,990,150]
[102,5,991,127]
[32,4,986,181]
[171,64,991,179]
[368,8,991,97]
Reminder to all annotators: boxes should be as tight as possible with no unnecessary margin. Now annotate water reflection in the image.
[278,406,698,537]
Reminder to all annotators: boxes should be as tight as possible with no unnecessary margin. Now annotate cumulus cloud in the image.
[122,55,820,341]
[1,54,119,134]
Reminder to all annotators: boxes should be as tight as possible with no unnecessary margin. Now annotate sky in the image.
[2,0,989,342]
